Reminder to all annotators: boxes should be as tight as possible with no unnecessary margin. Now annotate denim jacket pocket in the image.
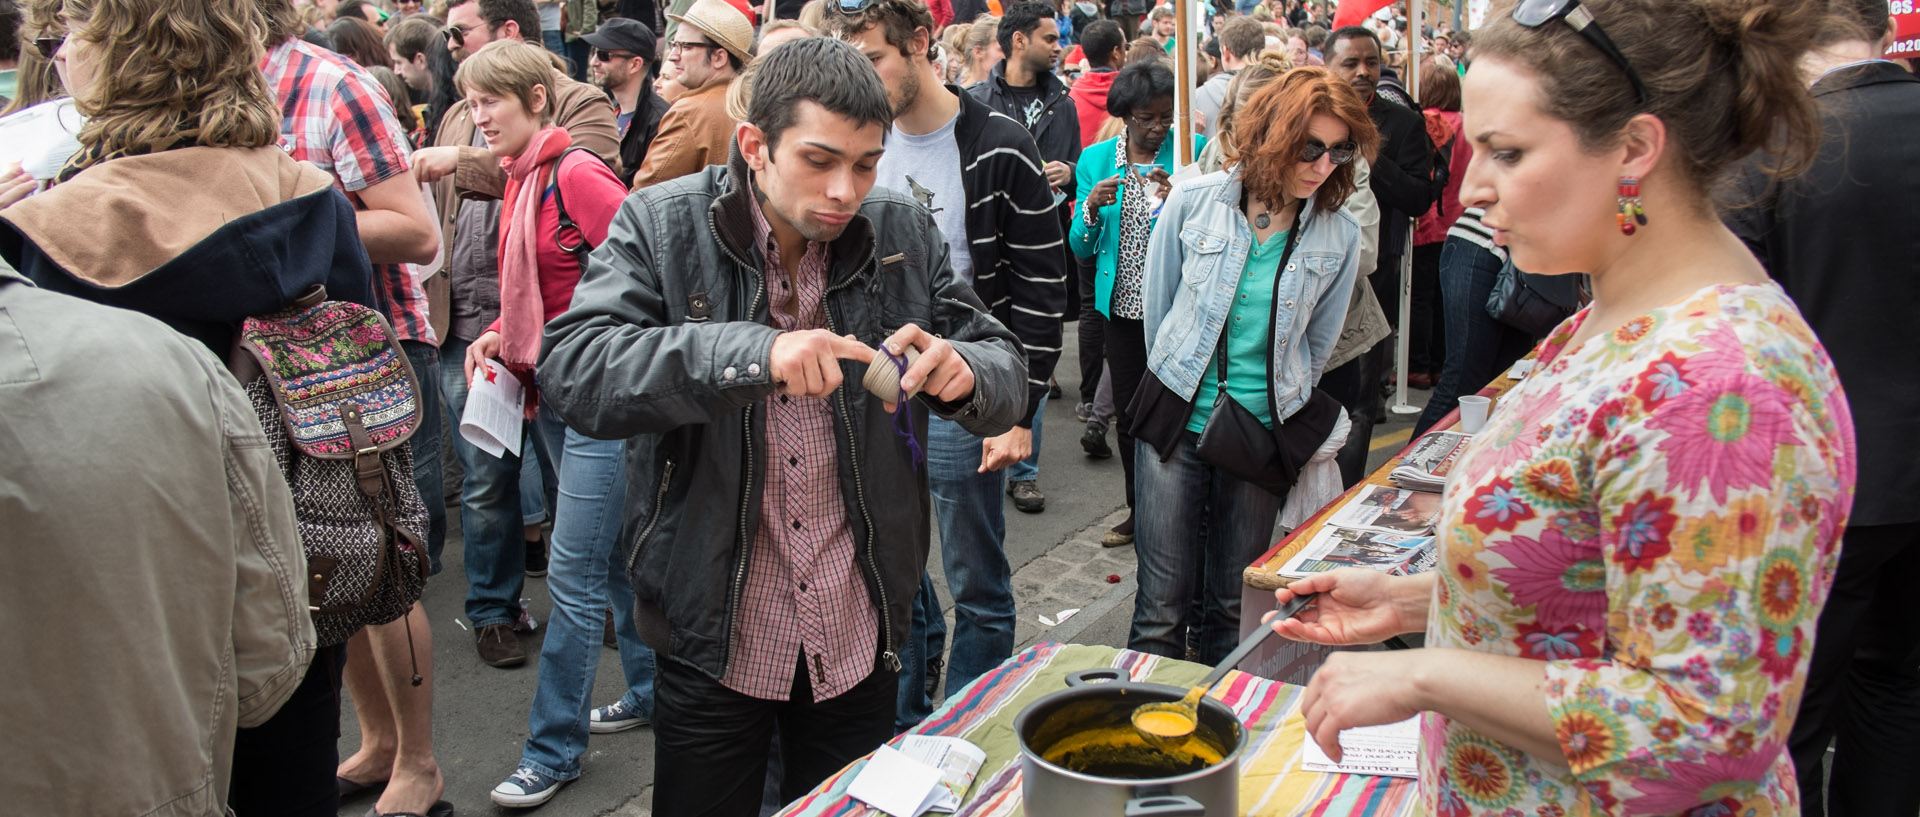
[1179,226,1229,286]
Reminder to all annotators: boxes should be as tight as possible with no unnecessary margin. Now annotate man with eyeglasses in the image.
[1322,24,1435,487]
[629,0,752,188]
[584,17,670,187]
[966,0,1079,515]
[407,0,621,672]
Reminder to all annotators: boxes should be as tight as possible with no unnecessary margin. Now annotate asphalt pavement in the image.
[338,323,1429,817]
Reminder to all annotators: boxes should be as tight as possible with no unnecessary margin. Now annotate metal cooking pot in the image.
[1015,668,1247,816]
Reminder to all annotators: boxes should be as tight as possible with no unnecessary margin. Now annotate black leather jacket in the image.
[539,146,1028,682]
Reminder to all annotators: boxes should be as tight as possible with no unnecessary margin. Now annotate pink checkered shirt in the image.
[721,189,879,702]
[262,38,437,345]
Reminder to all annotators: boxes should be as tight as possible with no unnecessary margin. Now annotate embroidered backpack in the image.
[231,285,429,648]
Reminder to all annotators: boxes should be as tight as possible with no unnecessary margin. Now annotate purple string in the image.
[882,345,924,468]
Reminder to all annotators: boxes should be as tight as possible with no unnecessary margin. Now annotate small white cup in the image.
[1458,395,1493,434]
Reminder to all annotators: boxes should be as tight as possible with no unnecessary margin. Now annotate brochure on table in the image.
[847,736,987,817]
[1302,715,1420,779]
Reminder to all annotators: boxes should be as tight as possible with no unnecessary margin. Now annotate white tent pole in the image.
[1389,0,1425,416]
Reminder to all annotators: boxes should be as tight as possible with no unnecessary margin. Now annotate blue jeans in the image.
[1130,433,1286,664]
[519,428,656,781]
[1414,239,1536,436]
[440,337,560,628]
[520,433,547,527]
[896,416,1017,728]
[401,340,447,576]
[1006,393,1045,484]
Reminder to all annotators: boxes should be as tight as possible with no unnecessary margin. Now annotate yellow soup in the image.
[1134,709,1197,737]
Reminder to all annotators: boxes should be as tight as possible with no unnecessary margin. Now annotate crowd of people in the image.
[0,0,1915,815]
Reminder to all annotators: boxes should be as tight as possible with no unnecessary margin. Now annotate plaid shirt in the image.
[722,190,879,702]
[262,38,437,345]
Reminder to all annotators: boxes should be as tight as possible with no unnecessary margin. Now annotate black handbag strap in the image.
[549,146,605,269]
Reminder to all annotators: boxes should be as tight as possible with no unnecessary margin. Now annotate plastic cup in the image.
[1458,396,1493,434]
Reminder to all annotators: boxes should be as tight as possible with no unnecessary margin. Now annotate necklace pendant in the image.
[1254,212,1271,229]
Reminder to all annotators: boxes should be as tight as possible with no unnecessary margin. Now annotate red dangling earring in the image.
[1617,177,1647,236]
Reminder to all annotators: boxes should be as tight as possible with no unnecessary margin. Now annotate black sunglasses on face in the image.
[593,48,638,62]
[1300,140,1358,165]
[1512,0,1649,106]
[443,24,475,47]
[34,34,64,60]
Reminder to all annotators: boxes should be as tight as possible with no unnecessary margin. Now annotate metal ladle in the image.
[1130,592,1318,751]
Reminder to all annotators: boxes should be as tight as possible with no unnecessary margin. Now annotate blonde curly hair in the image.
[60,0,281,175]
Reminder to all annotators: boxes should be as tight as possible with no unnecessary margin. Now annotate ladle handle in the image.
[1196,592,1318,692]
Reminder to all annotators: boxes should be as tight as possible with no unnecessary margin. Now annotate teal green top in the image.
[1186,228,1289,433]
[1067,133,1206,318]
[0,70,16,105]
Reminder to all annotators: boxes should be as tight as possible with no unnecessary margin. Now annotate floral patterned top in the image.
[1421,283,1856,816]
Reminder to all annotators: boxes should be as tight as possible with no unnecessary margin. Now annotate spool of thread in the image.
[862,346,921,401]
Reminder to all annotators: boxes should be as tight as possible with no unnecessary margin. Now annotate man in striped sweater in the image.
[825,0,1067,728]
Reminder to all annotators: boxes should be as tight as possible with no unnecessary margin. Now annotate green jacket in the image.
[563,0,600,39]
[1067,133,1205,318]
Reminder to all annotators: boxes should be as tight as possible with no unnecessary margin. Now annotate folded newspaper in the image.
[848,735,986,816]
[1277,526,1437,579]
[1388,431,1473,492]
[1325,485,1442,535]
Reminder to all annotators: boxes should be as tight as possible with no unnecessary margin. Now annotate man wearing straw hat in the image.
[631,0,753,188]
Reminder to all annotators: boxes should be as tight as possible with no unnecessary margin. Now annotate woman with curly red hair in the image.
[1127,66,1378,663]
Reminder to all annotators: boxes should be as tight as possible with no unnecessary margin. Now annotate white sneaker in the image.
[589,699,651,733]
[491,765,567,808]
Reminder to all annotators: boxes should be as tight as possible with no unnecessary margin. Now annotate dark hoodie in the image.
[0,146,376,355]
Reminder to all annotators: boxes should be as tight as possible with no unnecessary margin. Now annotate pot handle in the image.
[1124,795,1206,816]
[1064,668,1127,687]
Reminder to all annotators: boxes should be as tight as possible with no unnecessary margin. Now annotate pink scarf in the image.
[497,126,573,371]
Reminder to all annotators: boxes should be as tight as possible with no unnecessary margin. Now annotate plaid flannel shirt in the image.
[722,191,879,702]
[262,38,437,345]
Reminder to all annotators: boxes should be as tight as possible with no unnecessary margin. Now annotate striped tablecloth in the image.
[776,642,1423,817]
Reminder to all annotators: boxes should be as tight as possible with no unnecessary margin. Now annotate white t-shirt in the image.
[873,110,972,284]
[538,1,564,31]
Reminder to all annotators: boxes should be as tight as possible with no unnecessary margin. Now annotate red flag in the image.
[1332,0,1395,29]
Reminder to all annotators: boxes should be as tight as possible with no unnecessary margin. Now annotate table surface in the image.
[776,643,1423,817]
[1242,363,1530,592]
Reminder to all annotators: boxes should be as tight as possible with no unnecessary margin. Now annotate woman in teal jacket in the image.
[1069,59,1204,546]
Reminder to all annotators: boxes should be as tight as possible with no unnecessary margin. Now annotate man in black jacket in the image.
[538,39,1027,816]
[1323,25,1434,484]
[826,0,1067,729]
[1724,3,1920,813]
[1327,26,1434,321]
[968,0,1079,512]
[583,17,671,187]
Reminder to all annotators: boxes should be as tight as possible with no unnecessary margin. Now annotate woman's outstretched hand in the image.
[1264,568,1433,646]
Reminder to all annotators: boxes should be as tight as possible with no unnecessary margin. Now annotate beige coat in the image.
[0,268,313,816]
[425,67,621,343]
[630,79,737,190]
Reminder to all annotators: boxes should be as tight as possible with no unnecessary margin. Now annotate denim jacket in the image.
[1141,167,1363,422]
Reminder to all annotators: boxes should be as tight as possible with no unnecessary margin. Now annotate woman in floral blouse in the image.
[1266,0,1857,812]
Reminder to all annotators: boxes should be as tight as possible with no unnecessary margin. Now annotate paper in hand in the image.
[0,99,85,181]
[459,360,524,459]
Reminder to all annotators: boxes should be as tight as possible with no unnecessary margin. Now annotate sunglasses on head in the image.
[33,34,64,60]
[836,0,884,11]
[1511,0,1649,106]
[1300,140,1358,164]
